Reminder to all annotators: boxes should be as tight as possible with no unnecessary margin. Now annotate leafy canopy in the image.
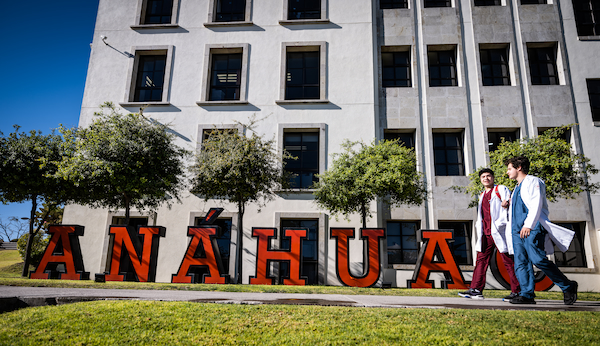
[460,125,599,207]
[55,103,188,217]
[312,139,427,226]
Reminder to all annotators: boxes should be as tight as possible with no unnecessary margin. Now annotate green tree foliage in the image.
[461,125,599,207]
[17,232,49,267]
[312,139,427,228]
[190,119,290,283]
[55,102,188,225]
[0,126,75,276]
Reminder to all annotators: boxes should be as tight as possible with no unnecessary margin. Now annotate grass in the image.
[0,300,599,345]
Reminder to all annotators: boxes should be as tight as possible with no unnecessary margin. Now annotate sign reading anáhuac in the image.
[29,208,553,291]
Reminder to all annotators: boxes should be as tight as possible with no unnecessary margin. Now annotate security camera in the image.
[101,35,108,45]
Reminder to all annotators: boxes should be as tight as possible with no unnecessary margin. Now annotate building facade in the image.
[64,0,600,290]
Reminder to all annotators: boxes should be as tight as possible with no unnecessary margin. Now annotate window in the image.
[438,221,472,265]
[573,0,600,36]
[433,132,465,176]
[521,0,547,4]
[383,131,415,148]
[424,0,452,7]
[202,128,238,144]
[215,0,246,22]
[280,219,319,284]
[288,0,321,19]
[123,46,173,105]
[381,0,409,9]
[554,223,587,267]
[112,217,149,227]
[387,221,420,265]
[428,47,458,87]
[382,50,411,87]
[141,0,174,24]
[487,130,518,152]
[284,131,320,189]
[199,44,249,105]
[586,79,600,122]
[527,45,559,85]
[538,127,571,142]
[195,217,233,273]
[480,47,511,86]
[279,42,327,103]
[474,0,501,5]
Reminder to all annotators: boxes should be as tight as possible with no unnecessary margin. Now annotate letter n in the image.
[249,228,307,285]
[407,229,470,289]
[104,225,165,282]
[331,228,385,288]
[171,226,229,284]
[30,225,89,280]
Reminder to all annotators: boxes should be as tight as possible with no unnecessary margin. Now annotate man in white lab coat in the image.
[505,156,577,305]
[459,168,520,300]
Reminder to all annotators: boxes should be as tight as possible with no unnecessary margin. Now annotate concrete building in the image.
[64,0,600,291]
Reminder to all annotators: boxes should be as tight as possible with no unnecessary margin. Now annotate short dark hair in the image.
[505,156,530,174]
[478,168,494,177]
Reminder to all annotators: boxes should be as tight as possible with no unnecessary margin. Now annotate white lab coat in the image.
[505,175,575,255]
[475,184,511,253]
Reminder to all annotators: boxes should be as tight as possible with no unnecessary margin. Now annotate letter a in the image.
[331,228,385,288]
[30,225,89,280]
[407,230,470,289]
[171,226,229,284]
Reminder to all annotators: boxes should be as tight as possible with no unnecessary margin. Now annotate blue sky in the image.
[0,0,100,219]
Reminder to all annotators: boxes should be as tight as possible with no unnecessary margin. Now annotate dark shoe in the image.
[564,281,578,305]
[458,288,484,300]
[503,292,519,302]
[509,295,536,304]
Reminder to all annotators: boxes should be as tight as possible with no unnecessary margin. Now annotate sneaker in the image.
[509,295,536,304]
[458,288,484,300]
[564,281,578,305]
[503,292,519,302]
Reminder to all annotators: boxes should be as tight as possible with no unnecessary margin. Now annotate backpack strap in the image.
[494,185,502,200]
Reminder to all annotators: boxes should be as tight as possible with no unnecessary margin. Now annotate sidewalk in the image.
[1,286,599,313]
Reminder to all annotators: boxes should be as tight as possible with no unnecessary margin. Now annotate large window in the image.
[487,130,518,152]
[134,54,167,102]
[586,79,600,122]
[387,221,420,265]
[288,0,321,19]
[527,45,559,85]
[280,219,319,284]
[424,0,452,7]
[554,223,587,267]
[433,132,465,176]
[573,0,600,36]
[381,0,408,9]
[284,131,319,189]
[209,53,242,101]
[428,47,458,87]
[438,221,472,265]
[214,0,246,22]
[383,131,415,148]
[286,51,320,100]
[195,217,233,274]
[141,0,174,24]
[480,47,511,86]
[382,50,411,87]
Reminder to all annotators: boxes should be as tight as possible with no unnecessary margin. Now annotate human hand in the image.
[501,200,509,209]
[520,227,531,239]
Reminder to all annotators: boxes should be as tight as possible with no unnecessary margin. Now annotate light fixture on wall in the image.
[101,35,108,45]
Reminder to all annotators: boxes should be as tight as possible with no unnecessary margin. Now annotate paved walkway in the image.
[1,286,599,313]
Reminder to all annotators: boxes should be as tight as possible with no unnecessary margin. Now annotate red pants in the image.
[471,233,520,293]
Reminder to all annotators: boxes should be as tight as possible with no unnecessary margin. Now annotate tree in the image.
[190,119,291,283]
[17,232,49,268]
[312,139,427,228]
[460,125,599,206]
[0,126,75,276]
[55,102,188,225]
[0,216,28,242]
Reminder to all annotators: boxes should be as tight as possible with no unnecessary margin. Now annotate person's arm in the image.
[500,185,510,209]
[521,178,543,238]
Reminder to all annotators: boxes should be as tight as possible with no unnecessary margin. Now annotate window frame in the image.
[383,130,416,149]
[586,79,600,123]
[196,123,244,149]
[121,46,174,107]
[479,45,511,86]
[280,0,329,25]
[381,46,412,88]
[424,0,453,8]
[474,0,502,6]
[427,45,459,87]
[526,43,560,86]
[132,0,180,28]
[572,0,600,37]
[198,44,249,105]
[278,123,327,191]
[487,129,519,152]
[432,131,465,176]
[205,0,253,26]
[381,0,409,8]
[277,42,328,104]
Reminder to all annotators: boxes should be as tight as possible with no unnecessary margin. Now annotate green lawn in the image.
[0,300,598,345]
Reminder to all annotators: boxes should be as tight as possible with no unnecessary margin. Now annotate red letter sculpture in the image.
[408,229,470,289]
[331,228,385,288]
[104,225,165,282]
[30,225,89,280]
[490,250,554,291]
[250,228,307,285]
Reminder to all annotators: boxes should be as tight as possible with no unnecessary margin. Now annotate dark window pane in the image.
[438,221,472,265]
[433,133,464,176]
[480,48,511,86]
[475,0,501,6]
[134,55,166,102]
[572,0,600,36]
[209,53,242,101]
[215,0,246,22]
[288,0,321,19]
[285,51,320,100]
[428,50,457,87]
[281,219,319,284]
[284,131,320,188]
[527,46,559,85]
[587,79,600,122]
[383,132,415,148]
[554,223,587,267]
[381,0,408,8]
[387,221,420,264]
[424,0,451,7]
[488,130,518,152]
[382,51,411,87]
[143,0,173,24]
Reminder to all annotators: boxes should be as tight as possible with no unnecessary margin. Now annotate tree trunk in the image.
[236,201,245,284]
[21,196,37,277]
[361,203,367,229]
[124,195,131,226]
